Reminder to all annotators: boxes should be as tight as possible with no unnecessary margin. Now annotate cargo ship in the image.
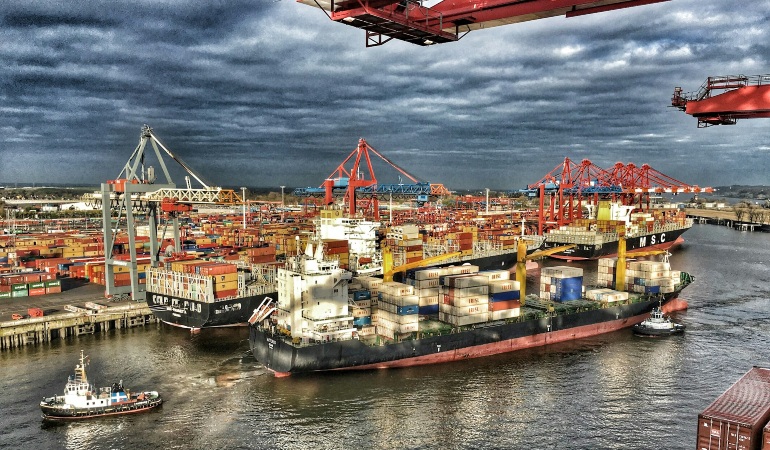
[248,241,693,376]
[540,201,692,260]
[145,213,543,330]
[145,258,279,329]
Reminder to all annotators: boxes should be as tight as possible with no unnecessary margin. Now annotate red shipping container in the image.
[698,367,770,450]
[45,286,62,294]
[199,263,237,276]
[0,285,10,292]
[214,289,237,299]
[488,300,521,311]
[29,287,47,296]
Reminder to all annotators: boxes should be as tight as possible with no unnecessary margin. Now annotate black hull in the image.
[40,398,163,420]
[146,291,277,329]
[542,227,689,260]
[249,288,687,375]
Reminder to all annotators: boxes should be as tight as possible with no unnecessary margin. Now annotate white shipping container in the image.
[489,279,519,293]
[440,285,489,297]
[418,296,439,306]
[414,278,440,289]
[414,268,442,280]
[447,265,479,275]
[478,269,510,281]
[358,325,376,336]
[445,294,489,307]
[439,311,489,326]
[489,308,521,320]
[416,287,440,298]
[439,303,489,316]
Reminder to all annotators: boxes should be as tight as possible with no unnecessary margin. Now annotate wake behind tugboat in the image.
[40,350,162,420]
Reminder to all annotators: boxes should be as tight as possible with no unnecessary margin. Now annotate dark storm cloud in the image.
[0,0,768,190]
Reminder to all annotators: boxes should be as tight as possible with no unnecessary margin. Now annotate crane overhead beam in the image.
[672,74,770,127]
[299,0,670,47]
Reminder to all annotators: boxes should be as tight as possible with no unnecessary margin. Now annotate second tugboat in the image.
[632,307,686,336]
[40,351,162,420]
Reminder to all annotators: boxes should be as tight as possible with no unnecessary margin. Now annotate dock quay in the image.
[0,280,157,350]
[684,208,769,232]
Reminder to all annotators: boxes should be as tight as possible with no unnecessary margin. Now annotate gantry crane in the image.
[521,157,711,235]
[293,138,450,219]
[672,74,770,127]
[86,125,242,301]
[300,0,669,47]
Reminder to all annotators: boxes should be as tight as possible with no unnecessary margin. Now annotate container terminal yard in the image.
[2,72,770,446]
[0,127,715,350]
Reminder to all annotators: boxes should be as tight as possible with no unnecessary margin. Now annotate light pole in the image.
[280,186,286,222]
[280,186,285,207]
[485,188,490,214]
[240,187,247,230]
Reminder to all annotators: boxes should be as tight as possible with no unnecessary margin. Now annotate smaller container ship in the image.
[248,239,693,376]
[540,201,692,260]
[145,256,279,329]
[40,350,162,420]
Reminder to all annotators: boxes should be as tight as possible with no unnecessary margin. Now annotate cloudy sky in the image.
[1,1,768,191]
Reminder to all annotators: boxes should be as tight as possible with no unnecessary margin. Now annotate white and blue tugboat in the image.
[632,307,686,337]
[40,350,162,420]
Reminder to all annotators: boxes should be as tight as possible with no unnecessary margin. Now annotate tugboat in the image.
[40,351,162,420]
[632,307,686,337]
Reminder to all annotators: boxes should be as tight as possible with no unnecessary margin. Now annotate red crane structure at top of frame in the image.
[300,0,669,47]
[672,74,770,127]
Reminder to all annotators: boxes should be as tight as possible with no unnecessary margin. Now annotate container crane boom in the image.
[299,0,670,47]
[672,74,770,127]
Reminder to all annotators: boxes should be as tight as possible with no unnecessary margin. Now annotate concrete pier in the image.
[0,302,158,350]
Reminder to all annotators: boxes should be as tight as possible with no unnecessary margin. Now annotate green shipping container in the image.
[12,289,28,298]
[0,292,11,299]
[44,280,62,287]
[29,281,46,289]
[12,283,28,291]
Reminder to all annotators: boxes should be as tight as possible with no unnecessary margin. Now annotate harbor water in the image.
[2,224,770,449]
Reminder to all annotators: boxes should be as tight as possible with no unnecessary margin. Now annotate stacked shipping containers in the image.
[540,266,583,302]
[405,267,443,315]
[387,224,423,265]
[481,270,521,320]
[596,257,682,294]
[439,272,489,326]
[376,281,419,339]
[0,271,60,299]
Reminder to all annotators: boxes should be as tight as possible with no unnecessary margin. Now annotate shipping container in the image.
[763,422,770,450]
[697,367,770,450]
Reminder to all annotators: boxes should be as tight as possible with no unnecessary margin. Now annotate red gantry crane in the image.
[294,138,450,220]
[523,157,711,235]
[300,0,670,47]
[672,74,770,127]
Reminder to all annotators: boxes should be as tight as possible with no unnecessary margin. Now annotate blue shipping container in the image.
[353,290,371,301]
[397,305,419,315]
[491,291,520,302]
[419,304,439,315]
[353,317,372,327]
